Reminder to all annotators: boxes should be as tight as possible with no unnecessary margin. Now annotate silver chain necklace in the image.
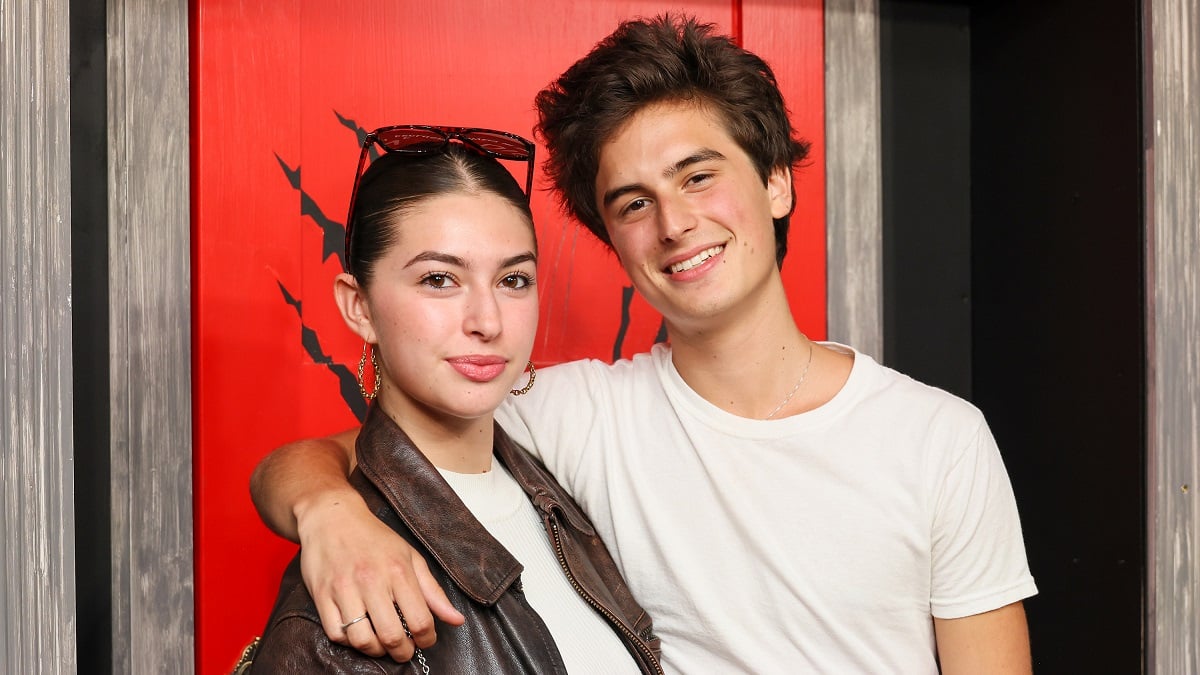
[764,341,815,420]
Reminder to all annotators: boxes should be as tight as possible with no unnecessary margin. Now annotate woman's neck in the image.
[377,398,496,474]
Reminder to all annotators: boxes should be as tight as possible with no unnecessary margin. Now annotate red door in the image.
[193,1,824,671]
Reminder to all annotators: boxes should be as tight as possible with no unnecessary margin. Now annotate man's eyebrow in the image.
[602,184,642,208]
[601,148,728,209]
[404,251,466,268]
[663,148,726,179]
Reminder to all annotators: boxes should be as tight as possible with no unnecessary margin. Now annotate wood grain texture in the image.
[1147,0,1200,671]
[107,0,194,671]
[825,0,884,359]
[0,0,78,672]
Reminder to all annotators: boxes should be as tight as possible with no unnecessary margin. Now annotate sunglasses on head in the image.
[343,125,536,275]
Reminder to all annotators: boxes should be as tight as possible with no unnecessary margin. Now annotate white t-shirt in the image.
[496,343,1037,674]
[438,462,642,674]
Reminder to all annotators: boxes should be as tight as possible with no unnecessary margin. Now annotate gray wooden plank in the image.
[1147,0,1200,671]
[107,0,195,671]
[0,0,78,672]
[825,0,884,359]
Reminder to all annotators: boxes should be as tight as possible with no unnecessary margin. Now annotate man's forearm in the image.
[250,431,359,542]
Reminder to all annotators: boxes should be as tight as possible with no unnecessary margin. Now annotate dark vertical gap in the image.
[881,0,1146,670]
[880,0,973,400]
[70,0,112,671]
[970,2,1145,671]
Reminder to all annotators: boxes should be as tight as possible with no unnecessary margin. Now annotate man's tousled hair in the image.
[534,14,811,265]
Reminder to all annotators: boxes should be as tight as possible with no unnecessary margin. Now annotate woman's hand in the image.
[251,432,466,661]
[295,486,466,661]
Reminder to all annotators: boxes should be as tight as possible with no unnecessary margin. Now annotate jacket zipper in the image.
[546,513,665,675]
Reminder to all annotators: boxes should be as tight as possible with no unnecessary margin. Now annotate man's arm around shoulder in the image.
[249,428,464,662]
[250,428,359,541]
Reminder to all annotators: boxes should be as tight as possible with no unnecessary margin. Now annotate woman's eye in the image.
[422,273,456,288]
[500,273,532,290]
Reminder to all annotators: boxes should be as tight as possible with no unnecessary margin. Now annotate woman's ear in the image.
[767,165,794,219]
[333,273,376,343]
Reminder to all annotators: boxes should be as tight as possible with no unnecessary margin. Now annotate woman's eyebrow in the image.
[405,251,537,269]
[500,252,537,268]
[404,251,466,269]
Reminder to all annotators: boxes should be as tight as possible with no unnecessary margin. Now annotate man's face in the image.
[593,101,792,332]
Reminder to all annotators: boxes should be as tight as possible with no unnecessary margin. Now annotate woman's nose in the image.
[463,290,502,339]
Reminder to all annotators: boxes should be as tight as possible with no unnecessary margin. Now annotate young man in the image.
[252,15,1037,673]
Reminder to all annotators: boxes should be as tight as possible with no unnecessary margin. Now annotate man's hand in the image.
[934,601,1032,674]
[294,482,465,660]
[251,433,465,661]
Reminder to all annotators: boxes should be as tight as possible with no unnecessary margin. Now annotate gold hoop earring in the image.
[510,361,536,396]
[357,343,381,400]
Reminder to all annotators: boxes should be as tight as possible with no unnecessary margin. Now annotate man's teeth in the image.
[668,246,723,274]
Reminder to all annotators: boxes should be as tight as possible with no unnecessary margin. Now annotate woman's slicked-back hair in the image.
[346,144,534,285]
[534,14,810,266]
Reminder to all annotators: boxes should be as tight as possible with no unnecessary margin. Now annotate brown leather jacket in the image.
[249,405,662,674]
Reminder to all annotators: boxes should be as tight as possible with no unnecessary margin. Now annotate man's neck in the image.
[665,284,851,419]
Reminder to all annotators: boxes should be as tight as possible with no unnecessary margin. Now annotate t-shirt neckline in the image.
[652,341,871,438]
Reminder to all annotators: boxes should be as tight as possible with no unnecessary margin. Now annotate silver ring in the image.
[340,612,369,631]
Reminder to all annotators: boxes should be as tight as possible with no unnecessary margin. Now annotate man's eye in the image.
[623,198,649,215]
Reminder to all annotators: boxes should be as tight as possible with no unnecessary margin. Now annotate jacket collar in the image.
[354,404,523,606]
[492,431,596,536]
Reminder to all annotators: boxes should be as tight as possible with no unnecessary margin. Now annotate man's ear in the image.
[767,165,794,219]
[333,273,376,343]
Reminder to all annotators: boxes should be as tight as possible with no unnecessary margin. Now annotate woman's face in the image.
[358,190,538,425]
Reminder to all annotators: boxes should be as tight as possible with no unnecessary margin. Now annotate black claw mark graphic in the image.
[277,281,367,422]
[613,286,635,362]
[334,109,379,162]
[613,286,668,360]
[274,153,346,269]
[278,280,303,315]
[275,109,383,273]
[654,319,667,344]
[270,112,383,423]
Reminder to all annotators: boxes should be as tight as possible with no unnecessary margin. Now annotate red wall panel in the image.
[193,1,823,671]
[743,2,827,331]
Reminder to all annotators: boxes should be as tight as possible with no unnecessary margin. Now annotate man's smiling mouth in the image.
[667,245,724,274]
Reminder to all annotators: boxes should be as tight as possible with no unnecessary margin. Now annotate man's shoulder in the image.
[538,345,667,388]
[500,347,668,425]
[845,348,985,428]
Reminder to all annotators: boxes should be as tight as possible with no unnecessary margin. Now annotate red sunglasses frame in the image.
[343,125,536,274]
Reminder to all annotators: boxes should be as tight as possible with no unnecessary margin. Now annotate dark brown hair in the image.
[347,145,534,286]
[534,14,811,266]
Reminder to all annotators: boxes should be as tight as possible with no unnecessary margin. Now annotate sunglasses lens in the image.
[461,130,531,160]
[375,127,447,153]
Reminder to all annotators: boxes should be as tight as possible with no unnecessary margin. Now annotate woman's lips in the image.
[447,356,508,382]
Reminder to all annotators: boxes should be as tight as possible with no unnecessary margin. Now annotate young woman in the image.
[246,126,660,674]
